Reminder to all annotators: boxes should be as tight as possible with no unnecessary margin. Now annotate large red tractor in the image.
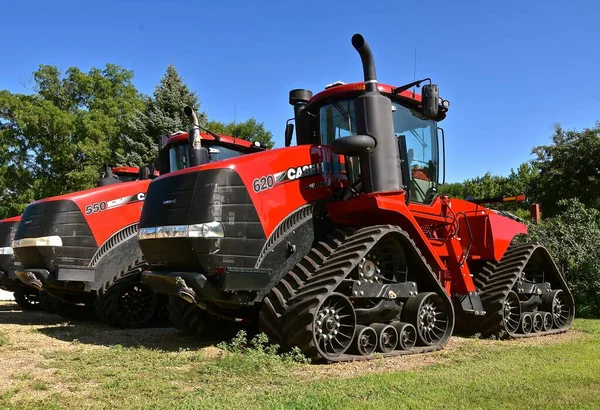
[138,34,574,362]
[0,167,156,310]
[14,132,265,326]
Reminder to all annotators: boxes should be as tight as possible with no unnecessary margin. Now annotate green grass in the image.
[2,320,600,409]
[0,331,7,347]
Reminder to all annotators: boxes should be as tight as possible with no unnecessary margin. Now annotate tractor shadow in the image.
[0,302,68,326]
[1,301,249,352]
[35,323,215,352]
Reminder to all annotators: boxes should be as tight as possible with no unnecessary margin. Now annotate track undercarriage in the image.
[260,225,454,362]
[464,243,574,338]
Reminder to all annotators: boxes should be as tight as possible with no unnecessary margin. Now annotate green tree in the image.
[126,65,204,166]
[0,64,146,218]
[206,118,275,148]
[438,165,536,218]
[531,123,600,217]
[526,199,600,318]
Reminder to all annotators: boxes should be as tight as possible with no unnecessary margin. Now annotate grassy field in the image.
[1,301,599,410]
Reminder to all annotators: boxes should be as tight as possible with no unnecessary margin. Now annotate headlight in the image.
[188,222,224,238]
[138,222,224,240]
[0,247,14,255]
[12,236,63,248]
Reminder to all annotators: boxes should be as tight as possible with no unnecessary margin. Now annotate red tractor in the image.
[138,34,574,361]
[13,131,266,326]
[0,167,158,310]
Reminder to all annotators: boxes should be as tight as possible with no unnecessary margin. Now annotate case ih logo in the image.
[275,163,325,183]
[252,160,343,193]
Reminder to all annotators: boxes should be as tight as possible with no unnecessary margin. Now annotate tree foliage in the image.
[125,65,204,166]
[0,64,146,218]
[206,118,275,148]
[526,199,600,317]
[530,123,600,217]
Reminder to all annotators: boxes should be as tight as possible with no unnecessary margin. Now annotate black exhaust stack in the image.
[289,89,313,145]
[184,106,209,167]
[331,34,402,193]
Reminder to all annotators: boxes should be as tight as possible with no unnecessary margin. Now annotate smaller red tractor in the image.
[14,131,266,326]
[0,167,155,310]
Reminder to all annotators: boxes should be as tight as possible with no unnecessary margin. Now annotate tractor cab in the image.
[288,82,449,204]
[158,131,267,174]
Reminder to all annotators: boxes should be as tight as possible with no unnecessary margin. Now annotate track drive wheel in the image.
[402,292,451,346]
[13,288,43,310]
[95,275,158,328]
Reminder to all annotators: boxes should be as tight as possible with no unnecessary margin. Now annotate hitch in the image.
[175,276,198,304]
[26,271,43,290]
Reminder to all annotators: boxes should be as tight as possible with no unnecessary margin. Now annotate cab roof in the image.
[164,131,259,149]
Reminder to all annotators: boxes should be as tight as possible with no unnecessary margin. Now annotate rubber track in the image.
[168,296,206,336]
[94,259,160,328]
[472,243,574,337]
[259,228,355,346]
[280,225,454,363]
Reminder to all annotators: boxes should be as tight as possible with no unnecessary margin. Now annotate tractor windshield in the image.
[319,98,439,204]
[167,142,247,172]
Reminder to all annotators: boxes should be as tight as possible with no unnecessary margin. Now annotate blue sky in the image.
[1,0,598,182]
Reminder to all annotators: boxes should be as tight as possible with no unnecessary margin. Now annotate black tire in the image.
[95,274,159,328]
[13,288,43,310]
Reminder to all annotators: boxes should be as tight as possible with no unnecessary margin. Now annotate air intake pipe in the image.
[348,34,403,193]
[184,106,209,167]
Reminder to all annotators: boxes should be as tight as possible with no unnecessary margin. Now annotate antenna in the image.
[412,46,417,98]
[234,104,237,124]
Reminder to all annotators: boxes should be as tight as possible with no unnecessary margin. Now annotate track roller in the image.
[371,323,398,353]
[350,325,378,356]
[391,321,416,350]
[532,312,543,333]
[520,313,533,333]
[542,312,553,331]
[402,292,452,346]
[541,289,573,329]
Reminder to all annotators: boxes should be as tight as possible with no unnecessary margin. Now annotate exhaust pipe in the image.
[351,34,377,92]
[350,34,403,193]
[183,106,208,167]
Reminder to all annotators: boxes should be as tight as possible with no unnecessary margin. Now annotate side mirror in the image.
[285,123,294,147]
[422,84,439,119]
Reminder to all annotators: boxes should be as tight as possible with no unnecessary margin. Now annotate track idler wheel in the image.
[351,325,378,356]
[371,323,398,353]
[312,293,356,359]
[519,313,533,333]
[532,312,543,333]
[542,312,553,331]
[502,291,521,335]
[541,289,574,329]
[402,292,451,346]
[391,321,417,350]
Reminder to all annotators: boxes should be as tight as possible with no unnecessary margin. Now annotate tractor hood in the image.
[13,180,151,272]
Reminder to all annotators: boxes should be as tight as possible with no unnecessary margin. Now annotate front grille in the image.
[139,168,266,272]
[14,200,97,271]
[0,219,19,273]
